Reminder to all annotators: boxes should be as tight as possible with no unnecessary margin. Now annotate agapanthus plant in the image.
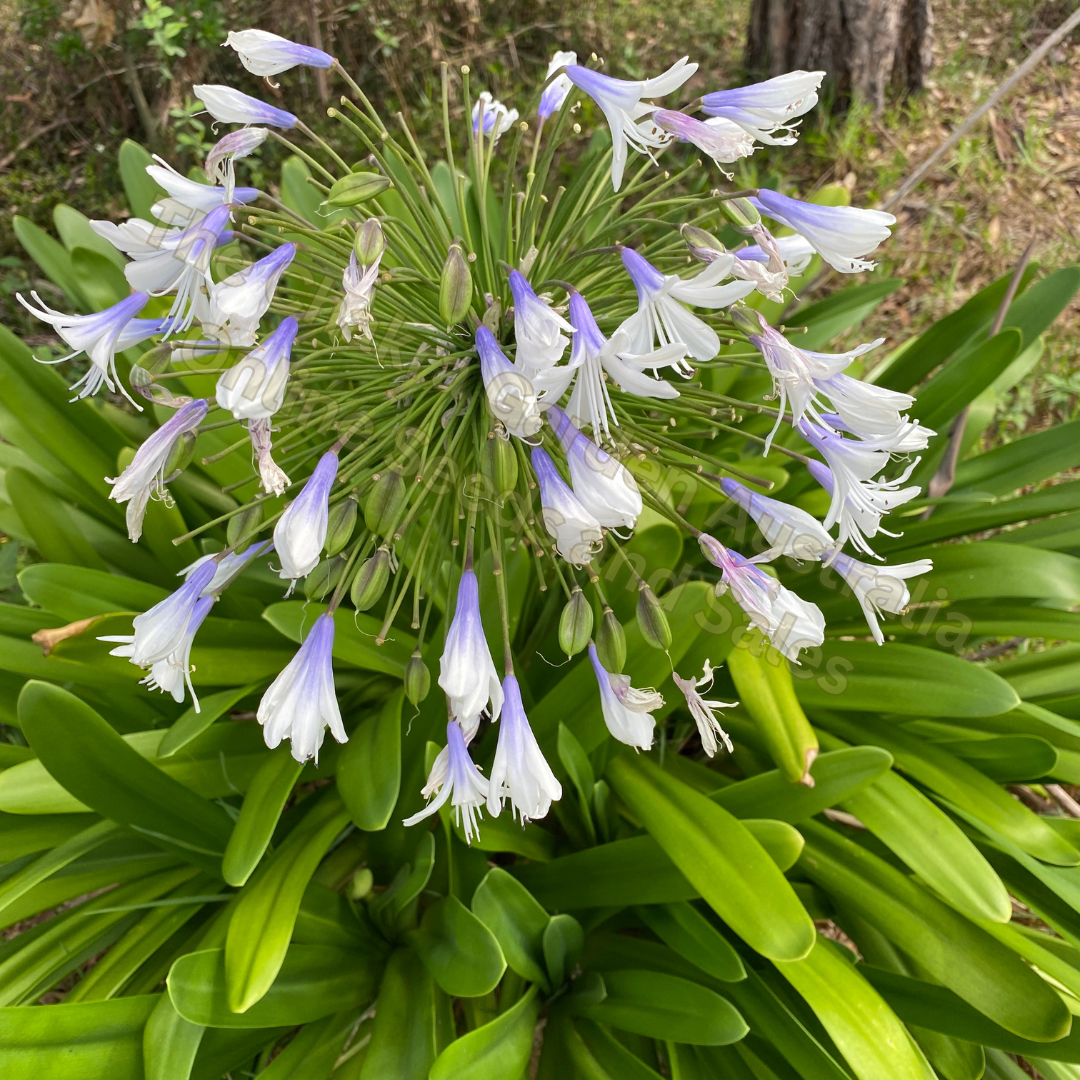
[21,34,932,843]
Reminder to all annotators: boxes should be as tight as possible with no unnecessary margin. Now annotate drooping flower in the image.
[509,270,573,376]
[698,534,825,662]
[181,540,273,596]
[439,569,503,738]
[701,71,825,145]
[566,58,697,190]
[822,416,935,455]
[209,243,296,347]
[720,477,833,561]
[672,661,736,757]
[735,232,816,275]
[404,720,489,844]
[652,110,757,175]
[811,372,924,440]
[273,450,337,588]
[107,398,209,541]
[539,50,577,119]
[531,446,603,566]
[258,612,346,762]
[337,250,381,343]
[205,127,269,202]
[801,424,920,558]
[828,551,933,644]
[752,190,896,273]
[16,290,164,404]
[472,91,518,141]
[194,84,298,129]
[547,405,641,530]
[588,642,660,750]
[619,247,754,362]
[137,596,214,710]
[146,156,258,226]
[224,29,334,76]
[477,325,542,439]
[217,316,297,420]
[487,674,562,822]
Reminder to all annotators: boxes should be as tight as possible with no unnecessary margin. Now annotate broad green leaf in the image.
[19,562,168,620]
[954,418,1080,497]
[53,204,126,267]
[368,832,435,930]
[224,791,350,1012]
[119,138,163,220]
[636,902,746,982]
[143,992,204,1080]
[13,215,87,309]
[409,895,506,997]
[573,1018,664,1079]
[17,682,233,871]
[558,721,597,841]
[5,468,107,569]
[913,1027,984,1080]
[158,684,258,758]
[358,949,438,1080]
[452,810,556,860]
[937,734,1058,782]
[607,753,814,961]
[543,913,584,989]
[472,867,550,989]
[799,821,1070,1041]
[71,247,128,311]
[429,985,539,1080]
[0,811,99,862]
[169,945,382,1028]
[794,279,903,350]
[999,265,1080,350]
[0,994,157,1080]
[222,746,304,887]
[776,938,933,1080]
[260,1010,358,1079]
[263,602,413,676]
[338,690,402,830]
[574,969,747,1045]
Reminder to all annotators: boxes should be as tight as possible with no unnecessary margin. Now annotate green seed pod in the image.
[324,496,358,557]
[346,867,374,901]
[325,171,391,207]
[439,243,473,326]
[128,364,154,389]
[136,342,173,375]
[728,303,759,337]
[596,607,626,674]
[354,218,386,266]
[227,501,264,549]
[404,650,432,706]
[304,555,346,601]
[483,429,519,498]
[162,430,197,480]
[719,195,761,232]
[559,587,593,657]
[364,469,406,537]
[681,224,728,261]
[350,546,391,611]
[636,583,672,651]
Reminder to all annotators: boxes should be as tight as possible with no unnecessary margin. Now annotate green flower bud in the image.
[325,171,391,207]
[163,430,197,480]
[136,342,173,375]
[304,555,346,601]
[636,583,672,651]
[596,607,626,673]
[128,364,154,389]
[404,650,431,706]
[325,496,358,557]
[347,867,374,901]
[681,224,728,261]
[364,468,406,537]
[719,195,761,232]
[559,587,593,657]
[729,303,760,337]
[227,501,264,549]
[350,546,391,611]
[354,218,386,266]
[439,243,473,326]
[483,429,518,498]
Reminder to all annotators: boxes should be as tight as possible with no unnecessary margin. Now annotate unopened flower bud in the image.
[138,343,174,375]
[481,297,502,334]
[129,364,154,388]
[439,243,473,326]
[719,196,761,232]
[596,608,626,674]
[304,555,346,601]
[325,171,391,207]
[347,867,374,900]
[404,650,431,705]
[354,218,386,266]
[728,304,760,337]
[324,496,358,556]
[681,224,728,263]
[227,501,264,549]
[365,469,406,538]
[559,587,593,657]
[636,583,671,651]
[163,430,197,480]
[350,546,391,610]
[483,428,518,497]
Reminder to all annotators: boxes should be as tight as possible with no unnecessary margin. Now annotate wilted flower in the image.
[209,243,296,346]
[829,551,933,644]
[337,250,381,343]
[217,316,297,420]
[477,326,542,439]
[258,612,345,762]
[672,661,736,757]
[539,50,577,119]
[589,642,660,749]
[652,110,757,175]
[701,71,825,144]
[250,418,291,497]
[205,127,269,199]
[735,233,816,275]
[273,450,338,588]
[720,477,834,561]
[194,84,298,129]
[531,446,603,566]
[224,29,333,76]
[472,91,518,140]
[404,720,489,844]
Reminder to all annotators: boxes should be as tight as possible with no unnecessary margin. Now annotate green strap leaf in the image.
[5,468,107,570]
[409,894,506,997]
[636,901,746,982]
[428,985,539,1080]
[143,982,205,1080]
[338,690,403,831]
[357,949,438,1080]
[472,866,550,989]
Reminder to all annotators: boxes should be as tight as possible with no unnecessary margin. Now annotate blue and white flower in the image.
[672,661,736,757]
[589,642,661,750]
[735,232,815,275]
[210,243,296,347]
[509,270,573,376]
[720,477,834,562]
[472,92,518,141]
[652,109,757,175]
[205,127,269,202]
[404,720,489,844]
[531,446,603,566]
[701,70,824,145]
[539,51,577,120]
[273,450,338,588]
[216,315,297,420]
[181,540,273,596]
[194,84,298,129]
[224,29,334,76]
[477,325,542,439]
[146,156,258,226]
[258,612,346,762]
[828,550,934,644]
[812,370,924,440]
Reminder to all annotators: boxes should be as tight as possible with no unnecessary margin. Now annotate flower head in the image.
[566,58,697,190]
[146,156,258,226]
[472,92,519,140]
[509,270,573,375]
[698,535,825,662]
[488,674,562,822]
[652,110,757,175]
[720,477,833,562]
[209,243,295,347]
[672,661,736,757]
[107,398,209,541]
[539,51,577,119]
[477,325,542,439]
[194,84,298,129]
[404,720,489,844]
[439,569,503,738]
[589,643,660,749]
[181,540,273,596]
[829,551,933,644]
[258,613,345,762]
[272,450,338,588]
[216,315,298,420]
[225,29,333,76]
[531,446,603,566]
[701,71,824,144]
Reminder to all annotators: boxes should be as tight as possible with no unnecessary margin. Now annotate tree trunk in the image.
[745,0,934,114]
